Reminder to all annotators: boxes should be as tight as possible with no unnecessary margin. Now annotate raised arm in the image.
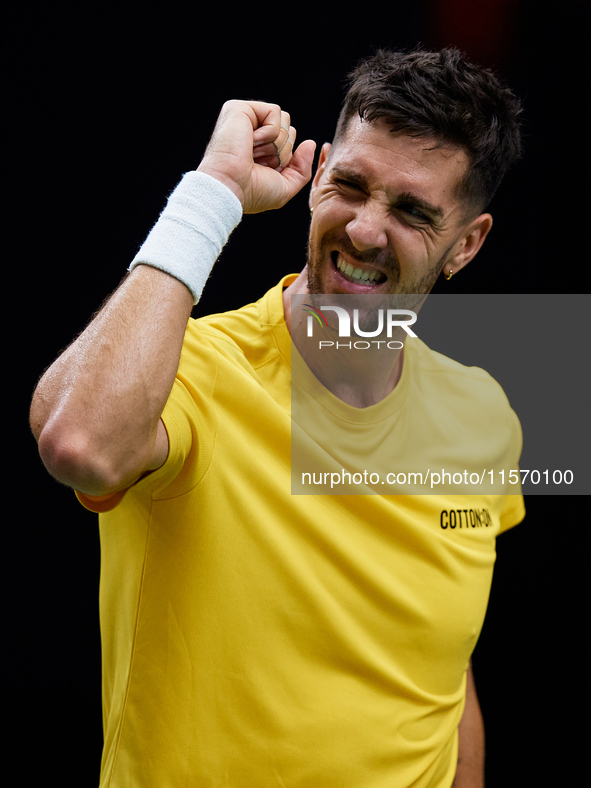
[30,100,315,497]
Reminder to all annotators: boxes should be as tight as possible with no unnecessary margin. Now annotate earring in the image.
[444,268,454,280]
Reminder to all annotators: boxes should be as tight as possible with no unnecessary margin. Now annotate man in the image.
[31,48,523,787]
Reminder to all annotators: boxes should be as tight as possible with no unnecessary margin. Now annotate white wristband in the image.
[129,171,243,304]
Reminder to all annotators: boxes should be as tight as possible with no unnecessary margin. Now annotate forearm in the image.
[31,264,193,494]
[31,100,314,495]
[453,661,485,787]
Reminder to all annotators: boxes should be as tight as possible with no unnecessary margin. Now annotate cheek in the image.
[313,194,355,228]
[309,208,349,251]
[391,225,440,269]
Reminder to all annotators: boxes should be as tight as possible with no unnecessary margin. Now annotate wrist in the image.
[129,171,243,304]
[196,163,245,206]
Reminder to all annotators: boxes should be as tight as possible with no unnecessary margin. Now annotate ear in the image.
[446,213,493,275]
[309,142,332,211]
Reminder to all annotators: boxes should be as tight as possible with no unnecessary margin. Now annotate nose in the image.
[345,201,389,252]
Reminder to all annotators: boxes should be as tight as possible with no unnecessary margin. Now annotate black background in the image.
[6,1,586,784]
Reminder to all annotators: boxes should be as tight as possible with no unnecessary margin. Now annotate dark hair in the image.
[333,47,523,213]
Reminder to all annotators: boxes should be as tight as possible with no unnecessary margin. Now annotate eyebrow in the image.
[330,166,446,222]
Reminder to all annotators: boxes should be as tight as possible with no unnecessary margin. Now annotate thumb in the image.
[281,139,317,195]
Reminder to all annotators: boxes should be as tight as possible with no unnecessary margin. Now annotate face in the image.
[305,117,490,296]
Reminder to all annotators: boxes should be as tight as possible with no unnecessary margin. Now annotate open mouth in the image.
[332,253,387,285]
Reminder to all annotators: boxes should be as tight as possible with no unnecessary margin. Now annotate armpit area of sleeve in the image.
[74,402,190,513]
[499,495,526,533]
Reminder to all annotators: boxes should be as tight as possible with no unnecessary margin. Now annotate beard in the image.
[305,228,454,303]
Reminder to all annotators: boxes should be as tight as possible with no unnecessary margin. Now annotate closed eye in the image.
[395,191,444,225]
[396,202,431,223]
[334,177,366,194]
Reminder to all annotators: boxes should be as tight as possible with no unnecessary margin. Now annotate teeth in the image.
[336,254,384,284]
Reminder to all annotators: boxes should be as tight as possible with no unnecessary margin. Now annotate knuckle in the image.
[261,101,280,116]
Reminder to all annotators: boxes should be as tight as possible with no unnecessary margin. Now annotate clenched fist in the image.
[197,100,316,214]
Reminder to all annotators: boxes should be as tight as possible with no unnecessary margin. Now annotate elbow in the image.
[36,421,132,496]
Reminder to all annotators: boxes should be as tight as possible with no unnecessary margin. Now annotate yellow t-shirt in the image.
[78,275,525,788]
